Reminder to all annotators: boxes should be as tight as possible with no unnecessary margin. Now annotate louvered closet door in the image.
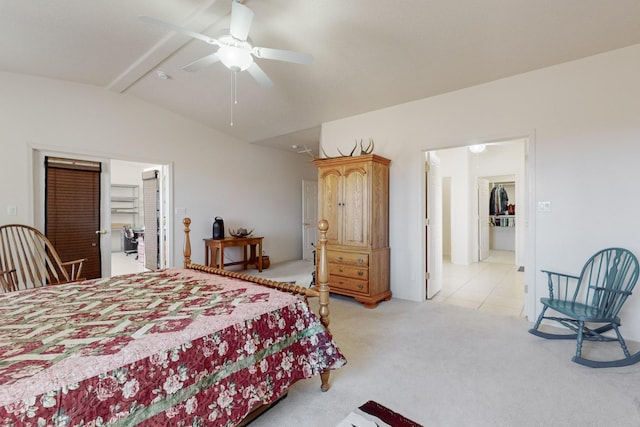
[142,170,159,270]
[45,157,102,279]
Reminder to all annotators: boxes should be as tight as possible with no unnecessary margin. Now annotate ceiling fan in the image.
[139,1,313,89]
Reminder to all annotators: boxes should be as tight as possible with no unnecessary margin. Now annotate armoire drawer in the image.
[327,250,369,267]
[330,276,369,294]
[329,263,369,280]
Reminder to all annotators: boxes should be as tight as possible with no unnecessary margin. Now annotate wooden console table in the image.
[204,236,264,272]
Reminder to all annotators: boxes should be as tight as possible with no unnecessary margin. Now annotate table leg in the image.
[219,246,225,270]
[205,244,210,267]
[243,245,248,270]
[258,240,262,272]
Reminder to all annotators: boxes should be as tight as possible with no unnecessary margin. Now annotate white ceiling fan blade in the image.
[252,47,313,65]
[182,53,220,72]
[229,2,254,41]
[247,62,273,88]
[139,15,219,46]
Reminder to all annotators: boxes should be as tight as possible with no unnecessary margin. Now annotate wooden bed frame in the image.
[182,217,333,392]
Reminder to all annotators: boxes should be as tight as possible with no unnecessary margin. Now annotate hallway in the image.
[431,250,525,317]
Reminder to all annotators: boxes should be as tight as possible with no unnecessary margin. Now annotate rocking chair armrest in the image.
[540,269,581,300]
[0,268,16,279]
[60,258,87,267]
[0,268,17,292]
[592,286,632,297]
[60,258,87,281]
[540,270,580,280]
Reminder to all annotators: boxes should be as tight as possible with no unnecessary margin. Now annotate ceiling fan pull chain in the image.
[230,71,235,126]
[234,70,238,106]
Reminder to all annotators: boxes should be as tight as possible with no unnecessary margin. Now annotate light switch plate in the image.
[7,206,17,216]
[537,201,551,212]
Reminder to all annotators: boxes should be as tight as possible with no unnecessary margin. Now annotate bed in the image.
[0,218,345,426]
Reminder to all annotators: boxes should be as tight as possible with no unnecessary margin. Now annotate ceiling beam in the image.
[107,0,232,93]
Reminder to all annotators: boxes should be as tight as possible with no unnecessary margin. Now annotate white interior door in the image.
[478,178,490,261]
[426,152,443,299]
[158,165,171,269]
[302,180,318,261]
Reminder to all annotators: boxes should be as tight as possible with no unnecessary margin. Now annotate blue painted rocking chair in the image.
[529,248,640,368]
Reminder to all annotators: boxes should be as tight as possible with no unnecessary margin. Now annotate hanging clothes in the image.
[489,184,509,215]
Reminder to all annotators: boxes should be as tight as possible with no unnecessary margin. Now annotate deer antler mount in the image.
[321,138,375,159]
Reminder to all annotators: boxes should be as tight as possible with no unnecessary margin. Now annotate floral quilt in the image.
[0,268,346,426]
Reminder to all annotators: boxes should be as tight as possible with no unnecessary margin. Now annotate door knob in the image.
[95,230,107,235]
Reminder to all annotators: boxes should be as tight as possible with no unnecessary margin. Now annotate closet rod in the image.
[491,181,515,185]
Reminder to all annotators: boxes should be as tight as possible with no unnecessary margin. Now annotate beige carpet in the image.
[247,293,640,427]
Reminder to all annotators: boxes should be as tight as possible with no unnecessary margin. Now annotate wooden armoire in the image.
[313,154,391,308]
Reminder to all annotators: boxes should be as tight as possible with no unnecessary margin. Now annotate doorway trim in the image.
[301,179,318,261]
[28,144,174,277]
[422,132,537,320]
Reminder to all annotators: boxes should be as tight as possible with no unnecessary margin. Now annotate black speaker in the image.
[212,217,224,239]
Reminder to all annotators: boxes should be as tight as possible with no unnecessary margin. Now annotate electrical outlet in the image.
[7,206,17,216]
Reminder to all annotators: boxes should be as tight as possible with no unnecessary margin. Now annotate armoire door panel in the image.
[342,166,369,247]
[318,170,341,244]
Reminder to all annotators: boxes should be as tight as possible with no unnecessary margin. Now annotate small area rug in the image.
[336,400,423,427]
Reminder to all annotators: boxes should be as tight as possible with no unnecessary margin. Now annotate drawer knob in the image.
[338,256,343,260]
[358,258,364,263]
[339,268,344,273]
[358,271,363,276]
[357,284,363,289]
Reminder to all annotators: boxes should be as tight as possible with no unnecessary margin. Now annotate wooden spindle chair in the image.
[0,224,86,292]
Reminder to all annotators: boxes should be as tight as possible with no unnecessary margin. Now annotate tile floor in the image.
[431,250,525,317]
[255,251,525,318]
[111,251,147,276]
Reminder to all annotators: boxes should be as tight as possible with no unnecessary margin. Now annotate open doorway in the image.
[425,138,528,316]
[110,159,170,276]
[33,149,171,278]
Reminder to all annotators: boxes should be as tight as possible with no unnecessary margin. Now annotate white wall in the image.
[0,71,317,268]
[437,147,471,265]
[442,177,451,257]
[320,44,640,340]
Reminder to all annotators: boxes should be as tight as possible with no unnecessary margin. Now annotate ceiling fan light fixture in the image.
[468,144,487,154]
[217,45,253,71]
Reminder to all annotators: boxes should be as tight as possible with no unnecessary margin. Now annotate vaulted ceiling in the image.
[2,0,640,155]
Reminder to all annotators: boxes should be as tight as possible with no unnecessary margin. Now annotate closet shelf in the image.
[111,208,139,213]
[111,184,140,228]
[490,214,515,227]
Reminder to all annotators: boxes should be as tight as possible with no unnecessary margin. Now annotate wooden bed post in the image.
[317,219,332,392]
[183,218,191,269]
[316,219,330,329]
